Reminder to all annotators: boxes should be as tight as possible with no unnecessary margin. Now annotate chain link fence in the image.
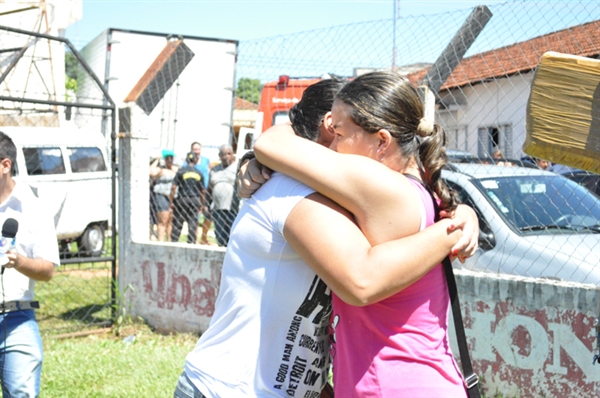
[0,23,117,334]
[149,147,239,247]
[230,0,599,284]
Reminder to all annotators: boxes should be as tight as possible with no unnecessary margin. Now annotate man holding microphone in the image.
[0,131,59,397]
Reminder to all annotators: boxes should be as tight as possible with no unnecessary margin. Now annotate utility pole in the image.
[420,5,493,123]
[392,0,400,71]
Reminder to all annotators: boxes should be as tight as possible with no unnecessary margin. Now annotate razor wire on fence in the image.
[0,22,117,334]
[231,0,600,285]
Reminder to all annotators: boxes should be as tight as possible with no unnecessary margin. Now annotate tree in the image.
[236,77,262,104]
[65,50,80,95]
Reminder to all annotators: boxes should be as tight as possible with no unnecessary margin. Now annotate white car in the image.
[443,163,599,285]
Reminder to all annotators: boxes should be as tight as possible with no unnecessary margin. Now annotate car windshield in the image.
[473,175,600,234]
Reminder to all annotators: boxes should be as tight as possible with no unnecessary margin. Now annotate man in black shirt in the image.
[170,152,205,243]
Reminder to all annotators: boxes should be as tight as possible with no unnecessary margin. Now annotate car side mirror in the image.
[479,230,496,251]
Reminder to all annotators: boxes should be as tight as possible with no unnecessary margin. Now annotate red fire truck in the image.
[236,75,321,157]
[258,75,321,132]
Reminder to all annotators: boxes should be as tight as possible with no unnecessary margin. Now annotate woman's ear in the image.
[377,129,392,152]
[317,111,335,147]
[323,111,333,132]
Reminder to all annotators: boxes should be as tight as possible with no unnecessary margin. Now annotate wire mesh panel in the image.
[0,23,117,334]
[101,33,240,248]
[232,0,600,284]
[147,143,239,247]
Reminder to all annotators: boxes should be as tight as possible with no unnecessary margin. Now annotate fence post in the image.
[118,104,151,301]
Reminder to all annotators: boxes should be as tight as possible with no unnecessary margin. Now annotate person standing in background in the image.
[205,145,239,246]
[491,148,513,167]
[185,142,212,245]
[0,131,59,397]
[186,142,210,189]
[150,150,179,242]
[534,157,550,170]
[170,152,205,244]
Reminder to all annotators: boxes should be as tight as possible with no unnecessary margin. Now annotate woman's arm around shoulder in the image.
[255,125,421,244]
[284,192,462,306]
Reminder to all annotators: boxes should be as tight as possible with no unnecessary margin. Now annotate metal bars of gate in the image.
[0,24,118,319]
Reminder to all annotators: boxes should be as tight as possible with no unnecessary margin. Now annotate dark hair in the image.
[289,78,345,141]
[190,141,202,149]
[0,131,17,176]
[335,71,458,212]
[186,152,198,164]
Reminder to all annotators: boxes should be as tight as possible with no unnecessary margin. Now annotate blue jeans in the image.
[173,371,206,398]
[0,310,42,398]
[213,209,237,247]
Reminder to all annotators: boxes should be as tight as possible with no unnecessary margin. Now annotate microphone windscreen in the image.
[1,218,18,238]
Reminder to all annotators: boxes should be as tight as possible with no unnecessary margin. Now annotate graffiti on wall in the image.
[140,259,221,316]
[467,300,599,396]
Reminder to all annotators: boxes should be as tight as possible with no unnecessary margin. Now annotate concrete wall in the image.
[118,112,600,396]
[451,270,599,397]
[121,242,225,333]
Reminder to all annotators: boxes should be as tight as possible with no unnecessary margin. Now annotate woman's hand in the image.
[440,204,479,263]
[237,157,272,198]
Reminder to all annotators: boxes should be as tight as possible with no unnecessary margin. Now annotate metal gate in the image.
[0,23,117,334]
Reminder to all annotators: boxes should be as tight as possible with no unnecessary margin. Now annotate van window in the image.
[68,147,107,173]
[23,148,65,175]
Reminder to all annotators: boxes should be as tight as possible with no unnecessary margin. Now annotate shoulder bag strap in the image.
[404,174,481,398]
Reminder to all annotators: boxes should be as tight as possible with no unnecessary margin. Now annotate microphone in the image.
[0,218,19,272]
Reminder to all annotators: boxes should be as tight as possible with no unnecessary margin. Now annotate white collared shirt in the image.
[0,181,60,302]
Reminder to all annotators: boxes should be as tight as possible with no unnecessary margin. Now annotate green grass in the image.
[37,267,113,333]
[38,238,507,397]
[175,219,219,245]
[42,324,198,397]
[36,261,200,397]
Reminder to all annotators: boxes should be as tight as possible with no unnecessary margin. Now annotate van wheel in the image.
[79,224,105,257]
[59,240,72,260]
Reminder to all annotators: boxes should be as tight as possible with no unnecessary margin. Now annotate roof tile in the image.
[407,20,600,90]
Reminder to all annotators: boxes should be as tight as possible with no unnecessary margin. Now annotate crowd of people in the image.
[149,142,239,247]
[490,148,551,170]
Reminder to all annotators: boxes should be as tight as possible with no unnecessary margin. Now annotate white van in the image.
[3,127,111,258]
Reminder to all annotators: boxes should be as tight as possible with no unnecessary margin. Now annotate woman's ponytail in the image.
[418,123,459,212]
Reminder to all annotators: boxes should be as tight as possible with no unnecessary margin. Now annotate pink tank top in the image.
[330,179,467,397]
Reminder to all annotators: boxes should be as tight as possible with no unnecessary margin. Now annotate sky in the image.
[65,0,511,49]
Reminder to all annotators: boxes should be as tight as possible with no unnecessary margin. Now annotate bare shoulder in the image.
[288,192,353,225]
[284,192,356,251]
[343,155,418,203]
[265,123,293,134]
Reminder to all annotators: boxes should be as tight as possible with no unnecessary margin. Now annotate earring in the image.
[376,148,385,162]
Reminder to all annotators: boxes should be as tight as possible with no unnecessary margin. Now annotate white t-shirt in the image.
[209,159,239,211]
[185,173,332,398]
[0,182,60,302]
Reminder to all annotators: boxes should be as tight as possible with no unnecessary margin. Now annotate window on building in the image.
[445,125,468,151]
[477,125,513,157]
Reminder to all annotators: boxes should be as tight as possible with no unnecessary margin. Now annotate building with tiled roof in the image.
[408,20,599,158]
[232,96,259,153]
[233,96,259,129]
